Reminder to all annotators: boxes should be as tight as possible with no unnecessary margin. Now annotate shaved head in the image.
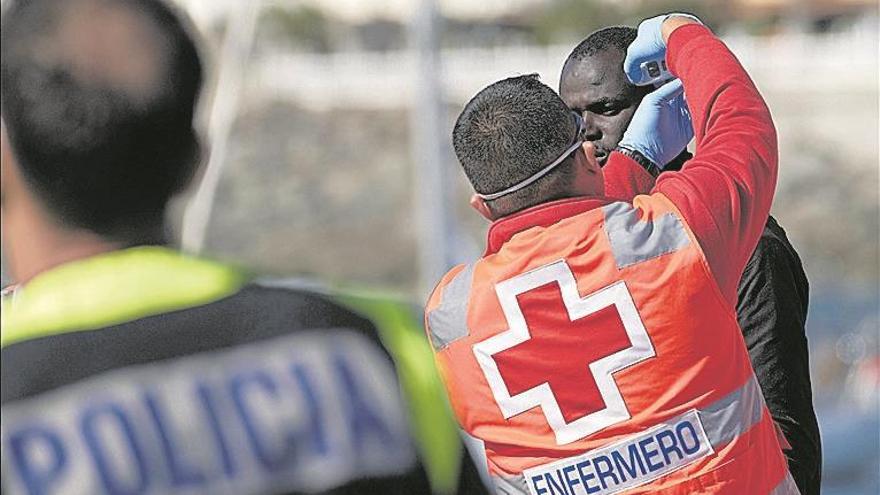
[453,75,582,217]
[1,0,203,239]
[37,0,169,96]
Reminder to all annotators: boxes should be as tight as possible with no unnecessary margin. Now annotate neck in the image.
[1,190,171,286]
[6,221,126,285]
[1,197,172,285]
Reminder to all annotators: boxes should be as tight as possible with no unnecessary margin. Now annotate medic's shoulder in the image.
[426,264,467,309]
[627,192,700,237]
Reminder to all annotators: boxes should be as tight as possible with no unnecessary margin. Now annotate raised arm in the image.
[626,16,778,303]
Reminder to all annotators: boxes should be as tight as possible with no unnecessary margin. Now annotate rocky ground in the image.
[190,88,879,297]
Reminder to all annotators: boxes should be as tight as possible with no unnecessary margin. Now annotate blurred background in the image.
[2,0,878,492]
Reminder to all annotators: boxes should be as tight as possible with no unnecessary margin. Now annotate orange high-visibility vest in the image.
[426,194,798,495]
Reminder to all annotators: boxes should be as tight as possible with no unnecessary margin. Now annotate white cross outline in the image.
[473,260,656,445]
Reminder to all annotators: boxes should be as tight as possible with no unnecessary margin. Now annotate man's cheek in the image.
[610,110,640,146]
[606,119,630,148]
[622,106,641,128]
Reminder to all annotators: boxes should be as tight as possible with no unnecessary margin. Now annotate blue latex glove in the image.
[617,79,693,168]
[624,13,701,86]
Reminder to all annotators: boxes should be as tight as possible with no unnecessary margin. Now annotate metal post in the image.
[181,0,260,254]
[409,0,458,296]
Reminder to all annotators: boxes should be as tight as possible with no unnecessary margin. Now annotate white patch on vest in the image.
[0,330,415,495]
[522,409,713,495]
[602,202,690,269]
[427,263,475,351]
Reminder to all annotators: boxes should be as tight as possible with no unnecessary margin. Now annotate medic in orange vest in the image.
[426,14,800,495]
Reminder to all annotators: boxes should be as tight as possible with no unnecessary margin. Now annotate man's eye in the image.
[601,106,623,116]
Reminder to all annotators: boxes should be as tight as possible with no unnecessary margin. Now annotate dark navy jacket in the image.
[1,247,486,495]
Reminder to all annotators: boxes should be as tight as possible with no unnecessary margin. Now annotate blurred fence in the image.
[248,26,878,110]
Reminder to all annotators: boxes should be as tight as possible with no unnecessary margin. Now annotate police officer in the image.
[0,1,485,494]
[427,13,799,494]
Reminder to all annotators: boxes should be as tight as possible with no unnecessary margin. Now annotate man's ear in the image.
[570,141,605,197]
[1,120,16,206]
[469,194,495,221]
[578,141,601,173]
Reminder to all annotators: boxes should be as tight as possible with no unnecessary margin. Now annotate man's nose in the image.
[581,114,602,141]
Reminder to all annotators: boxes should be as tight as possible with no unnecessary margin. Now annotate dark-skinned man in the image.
[558,26,820,495]
[0,1,486,494]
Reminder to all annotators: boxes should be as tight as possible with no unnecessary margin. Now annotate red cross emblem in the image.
[473,260,656,445]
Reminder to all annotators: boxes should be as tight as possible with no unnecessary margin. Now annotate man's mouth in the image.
[595,149,609,166]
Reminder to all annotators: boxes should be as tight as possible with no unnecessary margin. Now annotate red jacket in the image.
[426,25,798,494]
[603,24,778,305]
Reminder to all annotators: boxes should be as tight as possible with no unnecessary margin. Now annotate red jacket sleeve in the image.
[653,24,778,304]
[603,152,656,200]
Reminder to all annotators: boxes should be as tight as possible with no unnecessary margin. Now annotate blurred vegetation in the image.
[528,0,624,45]
[529,0,731,45]
[253,0,738,52]
[259,5,336,53]
[252,0,872,52]
[622,0,729,30]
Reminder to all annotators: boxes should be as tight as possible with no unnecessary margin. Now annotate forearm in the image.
[654,23,778,302]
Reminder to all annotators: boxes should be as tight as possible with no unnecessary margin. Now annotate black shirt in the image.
[737,216,821,495]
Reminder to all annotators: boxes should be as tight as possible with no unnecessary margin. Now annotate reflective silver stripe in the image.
[602,201,690,269]
[491,473,529,495]
[253,277,331,294]
[770,471,802,495]
[698,374,767,449]
[508,376,780,492]
[426,263,474,351]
